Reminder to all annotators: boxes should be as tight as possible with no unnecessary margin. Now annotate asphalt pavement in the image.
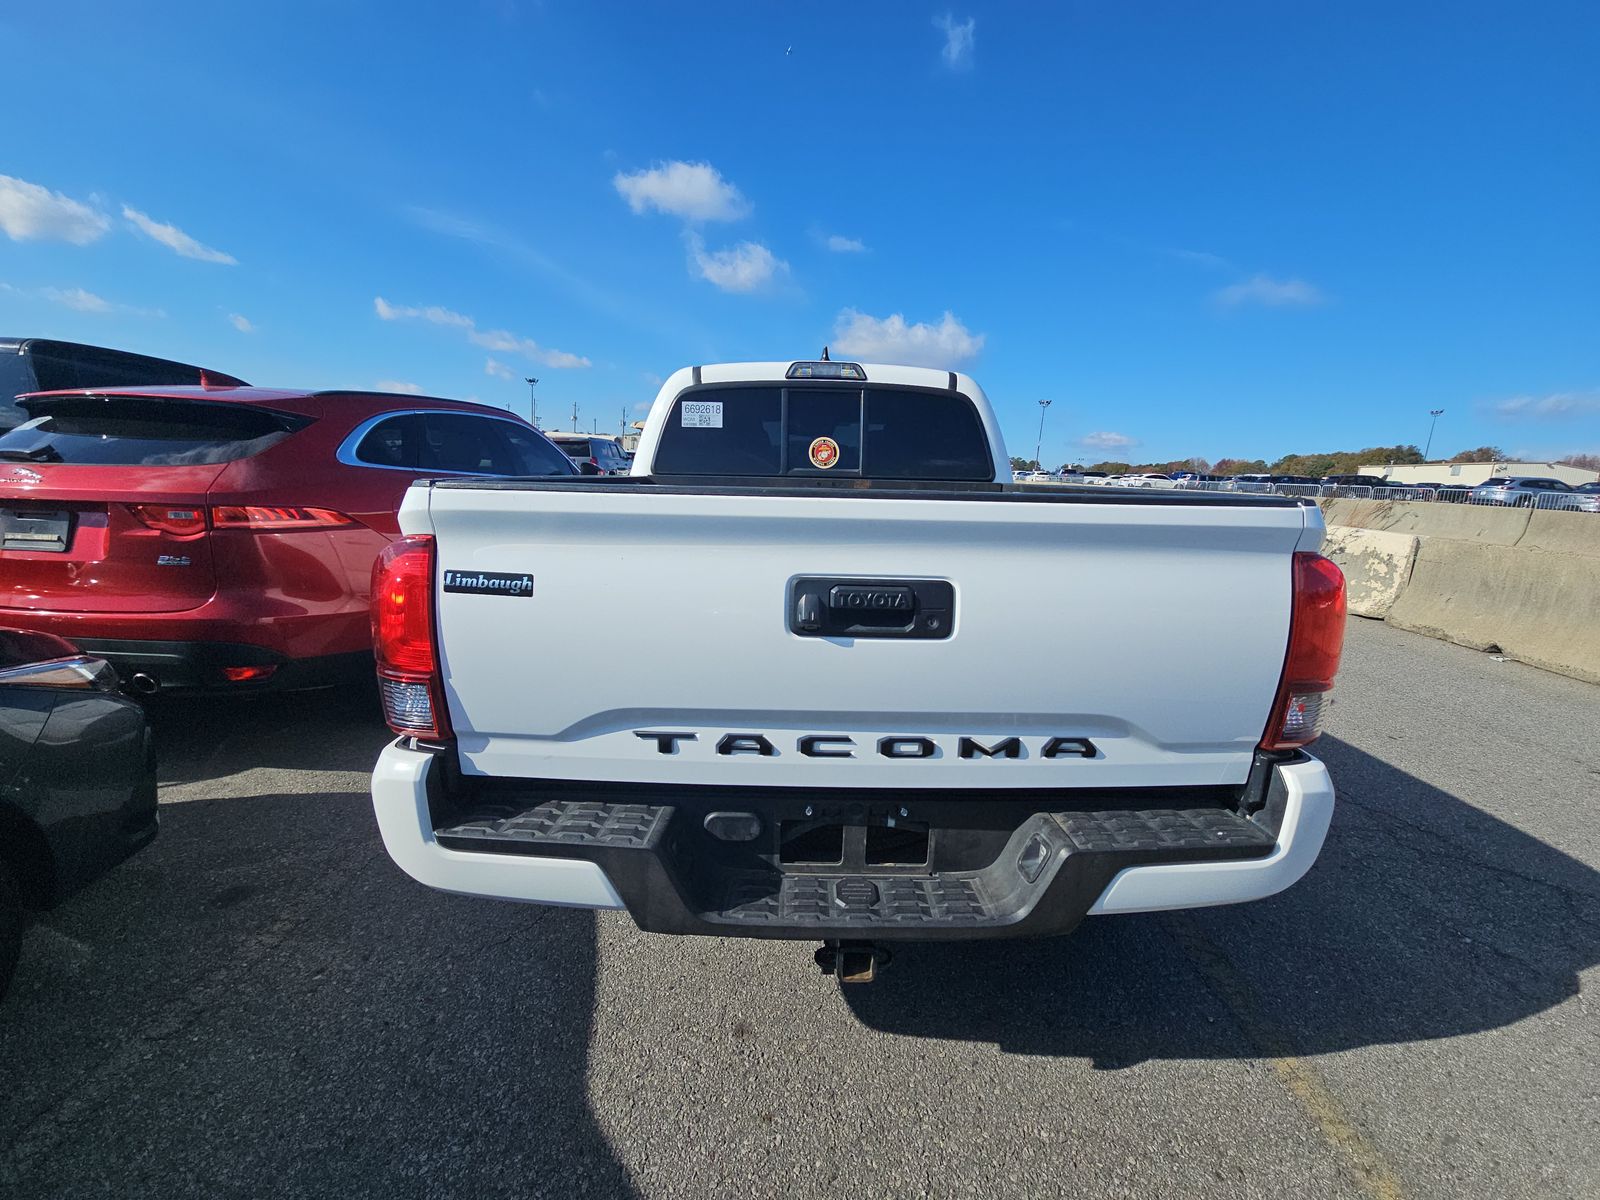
[2,619,1596,1199]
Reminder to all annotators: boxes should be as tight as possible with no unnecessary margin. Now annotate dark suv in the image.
[1,337,247,431]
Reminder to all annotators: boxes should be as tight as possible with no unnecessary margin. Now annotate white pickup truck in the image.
[370,360,1345,981]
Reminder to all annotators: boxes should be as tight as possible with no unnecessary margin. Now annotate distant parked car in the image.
[546,434,631,475]
[0,628,156,998]
[1576,482,1600,494]
[2,337,246,432]
[0,386,576,692]
[1470,477,1588,509]
[1320,474,1386,487]
[1226,474,1276,493]
[1121,473,1177,489]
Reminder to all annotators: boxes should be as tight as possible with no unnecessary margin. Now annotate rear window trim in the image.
[654,380,996,482]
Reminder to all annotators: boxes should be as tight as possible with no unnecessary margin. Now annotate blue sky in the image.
[2,1,1596,467]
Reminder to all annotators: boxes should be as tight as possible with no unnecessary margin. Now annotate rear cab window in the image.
[0,396,306,465]
[651,384,993,481]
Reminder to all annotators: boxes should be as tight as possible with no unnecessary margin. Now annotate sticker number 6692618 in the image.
[680,401,723,429]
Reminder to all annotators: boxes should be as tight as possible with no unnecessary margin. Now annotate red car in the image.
[0,386,576,692]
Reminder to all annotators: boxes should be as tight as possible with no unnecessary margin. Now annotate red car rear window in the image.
[0,396,306,467]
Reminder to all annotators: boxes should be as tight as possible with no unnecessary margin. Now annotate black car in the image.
[1,628,157,998]
[1321,474,1386,487]
[1,337,247,432]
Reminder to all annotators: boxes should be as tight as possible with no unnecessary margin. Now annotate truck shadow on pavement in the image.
[843,735,1600,1067]
[0,687,640,1200]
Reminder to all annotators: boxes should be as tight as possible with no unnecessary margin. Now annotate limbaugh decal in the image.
[442,570,536,597]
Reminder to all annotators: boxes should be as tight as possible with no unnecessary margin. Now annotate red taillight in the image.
[1260,552,1347,751]
[129,504,209,536]
[371,534,450,740]
[128,505,356,533]
[222,664,278,683]
[213,506,355,529]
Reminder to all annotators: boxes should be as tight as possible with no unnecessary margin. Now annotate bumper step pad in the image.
[720,873,990,928]
[437,801,670,850]
[1058,808,1274,854]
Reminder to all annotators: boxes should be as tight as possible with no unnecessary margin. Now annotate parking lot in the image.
[2,617,1596,1200]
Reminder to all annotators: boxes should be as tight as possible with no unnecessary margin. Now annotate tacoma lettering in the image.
[634,731,1100,759]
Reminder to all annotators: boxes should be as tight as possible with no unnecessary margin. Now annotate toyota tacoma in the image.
[369,360,1345,981]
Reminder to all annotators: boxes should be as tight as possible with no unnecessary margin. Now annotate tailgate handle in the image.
[789,578,954,640]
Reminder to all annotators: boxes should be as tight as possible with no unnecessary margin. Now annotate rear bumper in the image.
[371,744,1334,941]
[67,638,370,693]
[1,605,370,692]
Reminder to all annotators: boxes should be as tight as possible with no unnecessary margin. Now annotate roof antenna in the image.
[820,346,830,361]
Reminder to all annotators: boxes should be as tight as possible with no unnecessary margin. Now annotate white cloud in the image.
[831,309,985,367]
[1079,431,1138,449]
[373,296,590,368]
[935,14,976,69]
[41,286,111,313]
[122,205,236,264]
[537,348,592,369]
[0,175,110,245]
[825,234,867,253]
[687,235,787,293]
[614,161,750,222]
[33,285,162,318]
[374,296,474,328]
[375,380,424,394]
[484,357,516,381]
[1167,247,1233,270]
[228,313,254,333]
[633,401,652,413]
[1213,274,1325,308]
[1490,390,1600,420]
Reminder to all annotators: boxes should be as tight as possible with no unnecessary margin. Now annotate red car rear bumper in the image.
[3,596,372,692]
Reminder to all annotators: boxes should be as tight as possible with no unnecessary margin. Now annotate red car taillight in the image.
[372,534,450,741]
[213,506,355,529]
[128,505,356,533]
[128,504,209,536]
[1260,552,1347,752]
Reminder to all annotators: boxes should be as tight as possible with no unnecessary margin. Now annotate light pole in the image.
[1424,409,1444,460]
[524,377,539,428]
[1035,399,1052,470]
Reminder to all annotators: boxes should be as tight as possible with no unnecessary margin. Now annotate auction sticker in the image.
[681,401,723,428]
[809,436,841,468]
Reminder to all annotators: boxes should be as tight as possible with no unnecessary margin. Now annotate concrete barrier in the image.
[1386,539,1600,684]
[1318,497,1600,683]
[1319,498,1533,545]
[1320,526,1418,619]
[1517,509,1600,558]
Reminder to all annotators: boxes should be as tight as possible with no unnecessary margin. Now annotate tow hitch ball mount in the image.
[814,940,891,984]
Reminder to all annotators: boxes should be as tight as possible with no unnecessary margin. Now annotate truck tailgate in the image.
[418,484,1313,789]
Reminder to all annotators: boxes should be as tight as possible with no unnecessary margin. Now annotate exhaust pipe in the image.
[127,673,159,696]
